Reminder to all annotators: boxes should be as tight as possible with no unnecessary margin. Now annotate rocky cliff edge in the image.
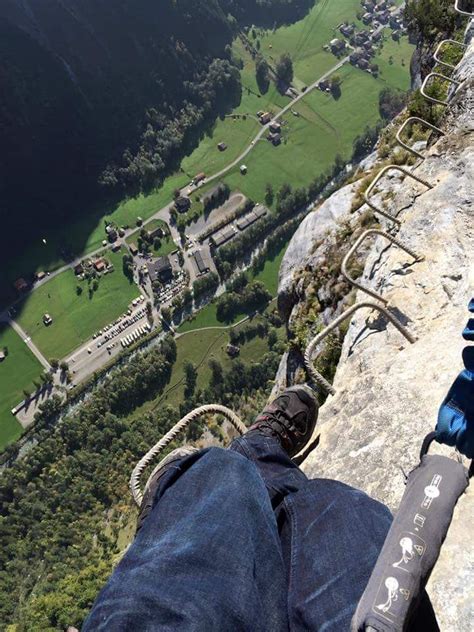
[277,37,473,631]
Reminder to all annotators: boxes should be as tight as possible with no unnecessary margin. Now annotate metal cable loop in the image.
[130,404,246,506]
[304,301,417,396]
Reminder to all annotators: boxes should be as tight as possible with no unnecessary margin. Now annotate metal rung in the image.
[433,39,467,70]
[455,0,474,16]
[364,165,434,225]
[304,301,417,395]
[396,117,445,159]
[341,229,424,304]
[420,72,462,106]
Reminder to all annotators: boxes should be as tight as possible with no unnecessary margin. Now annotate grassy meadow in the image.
[0,324,43,448]
[16,252,139,360]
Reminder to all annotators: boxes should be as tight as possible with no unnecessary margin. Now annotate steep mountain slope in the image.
[277,35,473,630]
[0,0,312,265]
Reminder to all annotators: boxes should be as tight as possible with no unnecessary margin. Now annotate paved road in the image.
[205,14,402,186]
[0,13,399,327]
[7,318,51,371]
[2,14,403,426]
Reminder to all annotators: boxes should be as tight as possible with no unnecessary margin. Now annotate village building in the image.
[268,132,281,146]
[94,258,107,273]
[43,313,53,326]
[217,142,227,152]
[329,38,345,53]
[362,12,373,24]
[319,79,331,91]
[0,350,6,362]
[73,263,84,276]
[148,226,165,240]
[106,225,118,242]
[191,250,212,277]
[350,50,363,65]
[240,164,248,175]
[111,243,122,253]
[129,243,139,256]
[175,196,191,213]
[339,23,355,37]
[379,10,390,24]
[358,58,370,70]
[210,226,237,249]
[226,344,240,358]
[147,256,173,283]
[194,173,206,185]
[35,271,46,281]
[236,205,267,231]
[269,121,281,134]
[259,112,272,125]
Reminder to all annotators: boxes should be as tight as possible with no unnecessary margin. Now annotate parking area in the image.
[67,297,154,385]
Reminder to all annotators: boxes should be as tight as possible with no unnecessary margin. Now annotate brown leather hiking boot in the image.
[248,385,319,457]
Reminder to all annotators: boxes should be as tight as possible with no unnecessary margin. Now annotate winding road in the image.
[1,12,403,425]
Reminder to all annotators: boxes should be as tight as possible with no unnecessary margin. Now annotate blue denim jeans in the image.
[84,433,438,631]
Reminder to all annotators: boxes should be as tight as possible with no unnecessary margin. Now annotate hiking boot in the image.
[248,385,318,458]
[137,446,198,532]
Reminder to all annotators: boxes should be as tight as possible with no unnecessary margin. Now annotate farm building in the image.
[210,226,237,249]
[217,142,228,152]
[191,250,213,276]
[236,205,268,231]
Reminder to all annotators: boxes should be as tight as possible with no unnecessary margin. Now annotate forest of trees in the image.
[0,313,285,628]
[0,0,314,272]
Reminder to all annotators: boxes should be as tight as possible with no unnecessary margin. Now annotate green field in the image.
[251,240,290,296]
[178,302,248,333]
[163,320,279,407]
[181,115,259,178]
[16,252,139,359]
[205,33,413,204]
[0,324,43,448]
[3,0,413,305]
[258,0,364,87]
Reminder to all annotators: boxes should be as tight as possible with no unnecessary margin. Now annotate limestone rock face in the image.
[279,39,474,631]
[278,180,360,321]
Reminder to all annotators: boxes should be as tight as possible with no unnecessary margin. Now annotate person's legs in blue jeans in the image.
[83,448,289,632]
[230,432,438,632]
[230,432,392,629]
